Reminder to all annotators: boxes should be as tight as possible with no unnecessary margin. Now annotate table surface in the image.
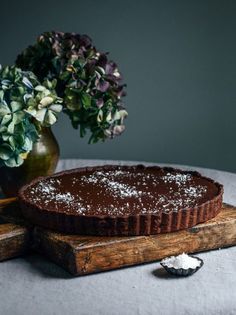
[1,159,236,315]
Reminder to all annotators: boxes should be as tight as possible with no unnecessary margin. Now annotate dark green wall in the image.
[1,0,236,171]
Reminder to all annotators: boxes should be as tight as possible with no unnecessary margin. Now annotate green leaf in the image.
[22,77,33,89]
[50,104,63,113]
[2,133,10,141]
[112,111,120,121]
[17,86,25,96]
[35,108,47,122]
[22,136,33,151]
[11,101,22,112]
[1,114,12,126]
[5,156,23,167]
[79,124,86,137]
[106,111,112,123]
[7,121,15,134]
[16,155,24,166]
[0,144,13,160]
[51,79,57,89]
[45,111,57,125]
[24,107,37,117]
[12,111,25,124]
[60,71,70,81]
[34,85,46,92]
[14,132,25,147]
[39,96,54,107]
[97,109,103,123]
[8,136,15,149]
[0,103,10,116]
[70,88,81,94]
[81,92,91,109]
[26,97,36,107]
[119,110,128,119]
[0,125,7,133]
[0,91,4,101]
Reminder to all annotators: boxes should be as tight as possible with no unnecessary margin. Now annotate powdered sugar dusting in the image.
[26,167,213,216]
[81,170,142,198]
[162,173,192,186]
[29,178,87,213]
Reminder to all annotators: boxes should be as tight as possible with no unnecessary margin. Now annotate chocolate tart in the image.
[18,165,223,236]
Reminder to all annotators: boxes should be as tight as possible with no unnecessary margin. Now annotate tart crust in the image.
[18,165,223,236]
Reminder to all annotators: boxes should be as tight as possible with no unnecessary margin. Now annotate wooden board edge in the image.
[9,203,236,275]
[72,218,236,275]
[0,223,31,261]
[46,203,236,252]
[32,208,236,276]
[33,227,77,275]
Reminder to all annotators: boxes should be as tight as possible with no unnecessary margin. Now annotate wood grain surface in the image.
[33,203,236,276]
[0,203,31,261]
[0,202,235,275]
[0,197,17,208]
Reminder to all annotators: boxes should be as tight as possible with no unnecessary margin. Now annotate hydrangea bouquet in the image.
[16,31,127,144]
[0,31,127,168]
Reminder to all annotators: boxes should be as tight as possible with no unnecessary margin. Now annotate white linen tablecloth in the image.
[0,159,236,315]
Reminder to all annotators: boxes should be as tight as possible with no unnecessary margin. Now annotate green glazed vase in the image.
[0,127,59,197]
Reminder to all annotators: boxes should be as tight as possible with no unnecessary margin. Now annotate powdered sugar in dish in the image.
[161,253,201,270]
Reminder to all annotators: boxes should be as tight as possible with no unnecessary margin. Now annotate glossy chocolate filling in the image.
[22,165,220,217]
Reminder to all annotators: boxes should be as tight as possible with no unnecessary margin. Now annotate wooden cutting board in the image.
[0,203,31,261]
[0,203,236,276]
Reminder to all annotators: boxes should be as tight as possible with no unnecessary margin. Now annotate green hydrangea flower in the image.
[0,65,62,167]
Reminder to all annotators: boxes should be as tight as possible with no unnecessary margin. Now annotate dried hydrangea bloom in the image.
[16,31,127,143]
